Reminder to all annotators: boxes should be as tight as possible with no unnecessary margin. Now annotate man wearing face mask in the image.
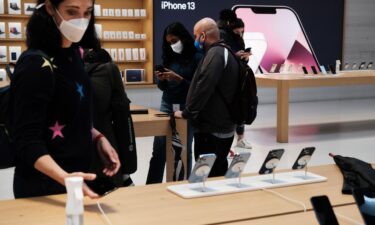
[146,22,202,184]
[174,18,240,177]
[8,0,120,199]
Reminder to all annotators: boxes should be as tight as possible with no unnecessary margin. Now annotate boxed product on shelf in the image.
[118,48,125,62]
[102,8,108,16]
[0,22,6,38]
[94,4,101,16]
[0,0,4,14]
[94,24,102,39]
[8,0,21,15]
[132,48,139,61]
[0,68,6,81]
[140,9,146,17]
[109,31,116,40]
[134,9,140,17]
[122,31,128,39]
[135,34,140,39]
[115,9,121,17]
[139,48,146,61]
[0,46,7,62]
[103,31,109,40]
[125,48,132,61]
[128,31,134,39]
[116,31,122,40]
[24,3,36,15]
[141,34,147,40]
[127,9,133,17]
[122,9,127,17]
[108,8,114,17]
[110,48,117,61]
[8,46,21,62]
[125,69,145,83]
[8,22,22,39]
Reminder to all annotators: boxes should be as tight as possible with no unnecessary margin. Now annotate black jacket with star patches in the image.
[8,47,94,178]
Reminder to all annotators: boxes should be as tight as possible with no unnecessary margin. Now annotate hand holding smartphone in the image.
[86,177,118,197]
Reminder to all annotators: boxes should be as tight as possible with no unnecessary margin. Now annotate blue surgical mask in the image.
[195,34,206,53]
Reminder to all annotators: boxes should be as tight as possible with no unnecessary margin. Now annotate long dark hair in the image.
[162,22,196,67]
[26,0,100,56]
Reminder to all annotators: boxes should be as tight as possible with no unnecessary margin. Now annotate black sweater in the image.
[9,47,94,178]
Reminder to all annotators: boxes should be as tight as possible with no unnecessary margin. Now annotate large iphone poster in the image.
[153,0,344,73]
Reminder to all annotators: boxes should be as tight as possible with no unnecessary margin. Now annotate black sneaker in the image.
[0,54,6,59]
[10,3,21,11]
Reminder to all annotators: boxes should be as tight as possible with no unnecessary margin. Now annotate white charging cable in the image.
[335,213,364,225]
[261,188,307,212]
[96,201,115,225]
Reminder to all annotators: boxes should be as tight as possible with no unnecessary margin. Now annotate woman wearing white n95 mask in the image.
[146,22,203,184]
[8,0,120,199]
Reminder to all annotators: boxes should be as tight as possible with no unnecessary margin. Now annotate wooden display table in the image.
[224,205,363,225]
[256,71,375,143]
[131,105,187,182]
[0,165,356,225]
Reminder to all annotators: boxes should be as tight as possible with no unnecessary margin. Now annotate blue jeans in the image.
[146,100,193,184]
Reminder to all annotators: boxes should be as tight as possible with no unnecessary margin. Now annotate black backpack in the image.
[216,43,258,125]
[0,50,52,169]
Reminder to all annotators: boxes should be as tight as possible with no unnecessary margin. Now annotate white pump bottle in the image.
[65,177,84,225]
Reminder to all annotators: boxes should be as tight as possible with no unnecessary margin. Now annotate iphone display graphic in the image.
[234,5,320,74]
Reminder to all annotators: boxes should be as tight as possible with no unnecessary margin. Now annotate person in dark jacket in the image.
[175,18,240,177]
[84,49,137,187]
[218,10,252,150]
[8,0,120,199]
[146,22,203,184]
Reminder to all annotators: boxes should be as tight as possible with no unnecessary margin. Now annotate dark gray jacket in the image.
[182,42,239,134]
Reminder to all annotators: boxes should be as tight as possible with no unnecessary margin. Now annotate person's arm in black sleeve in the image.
[11,55,54,167]
[182,47,225,120]
[110,63,137,174]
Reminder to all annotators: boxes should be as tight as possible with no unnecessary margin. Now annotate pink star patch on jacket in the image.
[49,121,66,140]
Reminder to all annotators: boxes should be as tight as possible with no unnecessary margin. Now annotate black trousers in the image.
[13,172,65,199]
[194,132,234,177]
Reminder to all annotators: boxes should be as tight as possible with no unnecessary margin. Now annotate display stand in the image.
[167,171,327,199]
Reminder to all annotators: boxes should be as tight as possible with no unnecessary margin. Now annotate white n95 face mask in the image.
[171,40,183,54]
[55,9,90,43]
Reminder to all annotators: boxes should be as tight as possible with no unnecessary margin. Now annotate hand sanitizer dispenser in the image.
[65,177,84,225]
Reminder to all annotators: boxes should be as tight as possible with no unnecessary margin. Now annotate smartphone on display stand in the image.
[367,62,373,70]
[86,177,118,197]
[310,195,340,225]
[292,147,315,179]
[188,153,216,192]
[352,188,375,225]
[302,66,309,74]
[319,65,327,75]
[234,5,320,74]
[311,66,318,74]
[359,62,366,70]
[225,152,251,187]
[259,149,285,184]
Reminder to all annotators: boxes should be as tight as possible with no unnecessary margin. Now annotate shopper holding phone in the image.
[146,22,203,184]
[8,0,120,199]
